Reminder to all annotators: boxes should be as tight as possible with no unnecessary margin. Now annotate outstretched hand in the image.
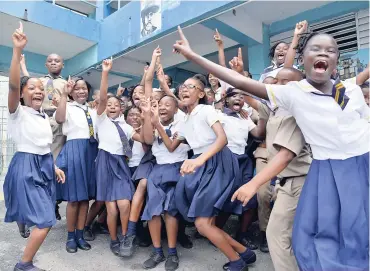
[229,48,244,74]
[102,58,113,72]
[12,22,27,49]
[213,28,223,46]
[173,26,193,59]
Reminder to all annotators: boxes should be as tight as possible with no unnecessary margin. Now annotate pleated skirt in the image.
[56,139,98,202]
[292,152,369,271]
[141,162,182,221]
[4,152,56,228]
[175,147,239,222]
[131,151,156,183]
[96,150,135,202]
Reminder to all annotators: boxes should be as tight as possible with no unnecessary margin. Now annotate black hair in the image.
[165,74,173,86]
[268,41,288,59]
[206,73,221,88]
[107,95,121,104]
[279,67,304,81]
[124,106,141,120]
[159,95,179,108]
[192,74,207,104]
[69,77,92,101]
[20,76,31,106]
[295,32,340,62]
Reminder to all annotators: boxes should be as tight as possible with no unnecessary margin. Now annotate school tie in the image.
[331,77,349,110]
[112,121,133,158]
[157,125,172,145]
[74,105,96,143]
[45,77,54,101]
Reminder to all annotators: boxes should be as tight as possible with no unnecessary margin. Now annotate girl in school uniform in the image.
[174,27,369,271]
[156,75,253,271]
[140,96,190,270]
[55,75,98,253]
[120,106,157,255]
[5,23,65,271]
[94,59,146,256]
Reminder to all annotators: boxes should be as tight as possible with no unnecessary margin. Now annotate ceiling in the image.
[0,12,96,59]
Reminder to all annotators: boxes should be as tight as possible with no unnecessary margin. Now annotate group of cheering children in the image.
[4,19,369,271]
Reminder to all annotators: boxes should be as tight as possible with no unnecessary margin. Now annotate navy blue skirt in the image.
[175,147,239,222]
[223,153,257,214]
[56,139,98,202]
[96,150,135,202]
[292,152,369,271]
[131,151,156,183]
[4,152,56,229]
[141,162,182,221]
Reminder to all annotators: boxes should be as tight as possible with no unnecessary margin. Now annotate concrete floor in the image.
[0,187,274,271]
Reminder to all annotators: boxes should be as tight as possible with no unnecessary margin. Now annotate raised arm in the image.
[97,58,113,116]
[145,47,161,98]
[214,29,226,67]
[9,22,27,114]
[232,147,295,206]
[20,54,30,77]
[284,21,308,68]
[356,64,369,85]
[55,77,74,124]
[249,118,267,139]
[140,65,148,87]
[140,97,155,144]
[173,28,269,100]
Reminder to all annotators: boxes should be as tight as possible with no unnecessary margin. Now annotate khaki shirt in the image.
[39,75,67,111]
[259,103,312,178]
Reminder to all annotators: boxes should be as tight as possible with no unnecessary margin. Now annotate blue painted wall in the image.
[248,24,270,79]
[0,1,100,42]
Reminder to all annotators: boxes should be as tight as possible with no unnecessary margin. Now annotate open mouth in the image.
[159,111,168,117]
[32,97,43,103]
[181,93,190,100]
[232,101,241,110]
[313,60,328,73]
[277,53,285,60]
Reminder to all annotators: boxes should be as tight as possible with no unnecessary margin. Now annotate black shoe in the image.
[237,234,258,250]
[94,222,109,235]
[110,240,120,256]
[76,238,91,251]
[165,254,179,271]
[55,204,61,221]
[120,235,136,257]
[18,223,30,239]
[142,252,166,269]
[66,239,78,253]
[14,264,46,271]
[83,226,95,241]
[223,263,249,271]
[259,231,269,253]
[177,233,193,249]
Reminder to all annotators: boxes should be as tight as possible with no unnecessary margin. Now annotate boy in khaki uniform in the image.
[232,68,312,271]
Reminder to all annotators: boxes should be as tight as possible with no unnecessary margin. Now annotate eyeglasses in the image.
[179,84,201,91]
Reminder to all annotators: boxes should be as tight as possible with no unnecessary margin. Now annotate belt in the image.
[277,175,306,187]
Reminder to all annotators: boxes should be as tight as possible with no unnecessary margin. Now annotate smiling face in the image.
[158,96,177,125]
[106,97,121,119]
[179,78,205,107]
[21,78,45,111]
[126,107,142,128]
[208,73,219,88]
[71,80,89,104]
[302,34,339,85]
[226,91,244,113]
[205,87,215,104]
[45,54,64,75]
[273,42,289,66]
[132,85,145,106]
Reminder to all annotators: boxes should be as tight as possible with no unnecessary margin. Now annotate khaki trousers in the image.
[266,176,305,271]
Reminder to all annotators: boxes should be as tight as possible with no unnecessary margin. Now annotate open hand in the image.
[173,26,193,59]
[12,22,27,49]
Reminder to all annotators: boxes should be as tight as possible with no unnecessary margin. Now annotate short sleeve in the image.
[176,121,186,141]
[272,116,306,156]
[258,102,270,120]
[8,103,23,121]
[246,118,256,132]
[204,105,220,127]
[124,124,135,139]
[343,77,357,86]
[265,83,295,110]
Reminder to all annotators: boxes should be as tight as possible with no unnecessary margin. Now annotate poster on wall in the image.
[140,0,161,38]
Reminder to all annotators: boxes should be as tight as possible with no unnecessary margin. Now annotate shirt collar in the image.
[22,106,46,118]
[44,74,64,80]
[109,115,125,123]
[184,104,205,121]
[70,101,88,109]
[297,79,338,96]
